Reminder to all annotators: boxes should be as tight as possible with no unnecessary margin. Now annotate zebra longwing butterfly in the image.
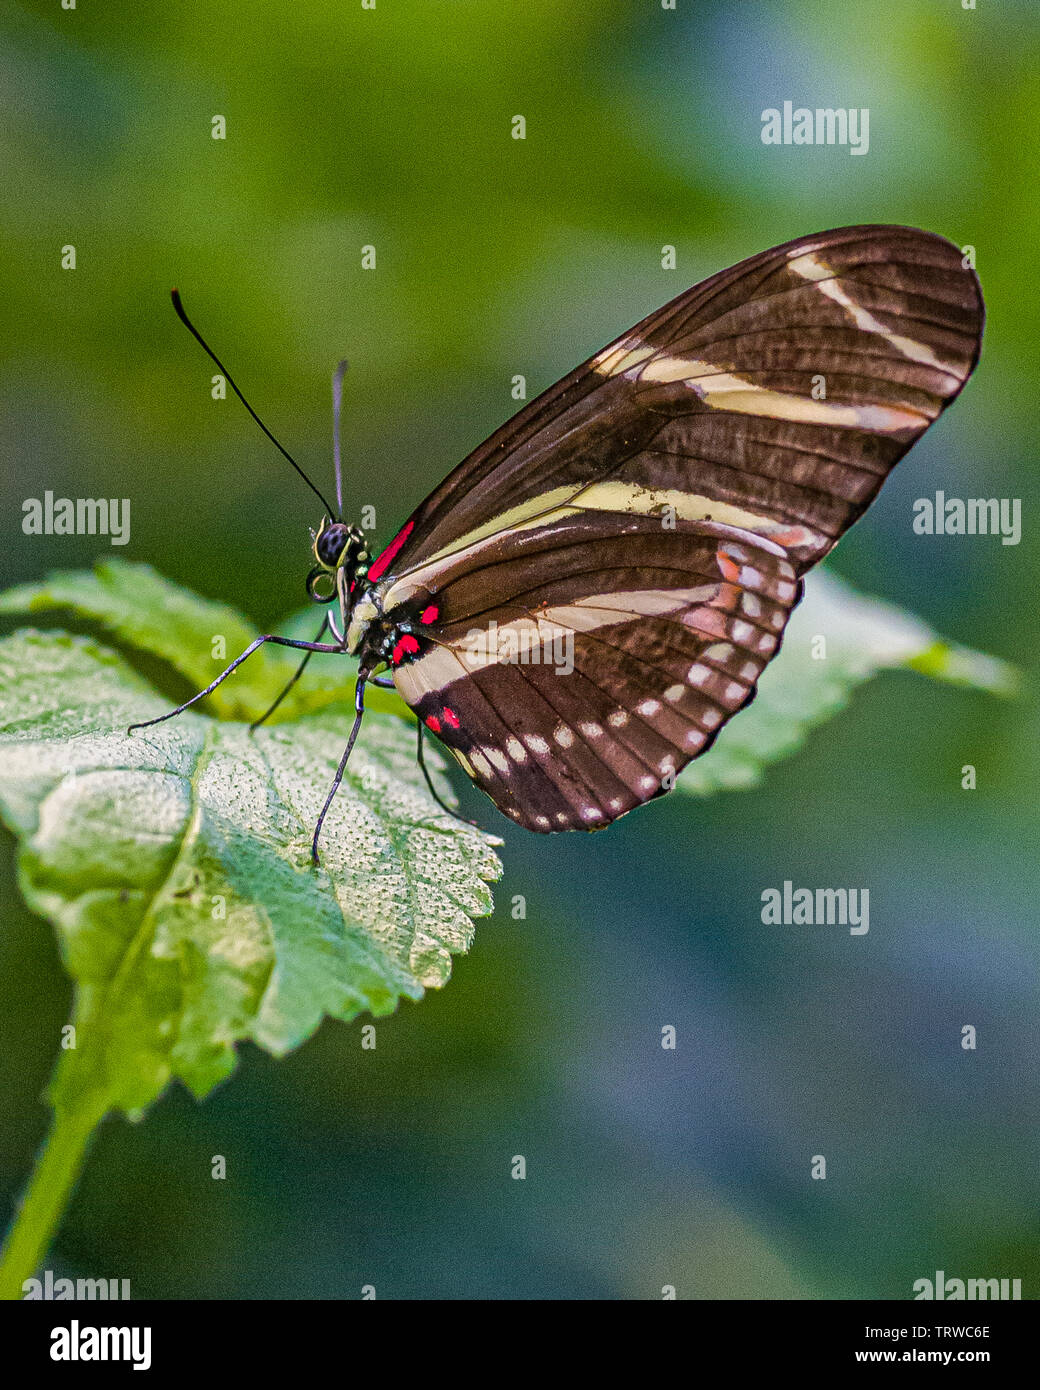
[138,225,984,858]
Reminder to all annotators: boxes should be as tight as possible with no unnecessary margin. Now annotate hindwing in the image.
[390,520,800,829]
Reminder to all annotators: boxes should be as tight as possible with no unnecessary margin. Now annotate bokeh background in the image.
[1,0,1037,1298]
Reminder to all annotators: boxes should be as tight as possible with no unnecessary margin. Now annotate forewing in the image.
[370,224,983,591]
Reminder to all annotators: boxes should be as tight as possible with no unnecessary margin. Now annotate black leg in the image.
[250,615,330,732]
[311,671,369,865]
[416,720,481,828]
[127,633,344,734]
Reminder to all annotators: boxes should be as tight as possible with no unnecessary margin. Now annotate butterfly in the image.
[132,225,984,860]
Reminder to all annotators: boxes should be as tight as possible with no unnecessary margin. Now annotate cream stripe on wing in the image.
[785,249,959,375]
[383,482,801,605]
[568,482,789,540]
[393,584,720,701]
[591,336,929,432]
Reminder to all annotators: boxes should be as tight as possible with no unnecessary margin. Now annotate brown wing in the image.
[369,224,982,594]
[372,225,983,831]
[391,522,800,830]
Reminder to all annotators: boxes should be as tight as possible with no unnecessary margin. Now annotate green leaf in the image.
[0,561,1013,1120]
[0,625,500,1118]
[0,559,406,722]
[676,568,1018,797]
[0,560,262,718]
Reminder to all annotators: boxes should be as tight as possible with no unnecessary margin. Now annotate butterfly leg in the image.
[249,615,331,732]
[416,721,481,829]
[311,670,370,865]
[127,633,344,734]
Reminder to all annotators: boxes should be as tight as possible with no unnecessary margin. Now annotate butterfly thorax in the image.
[348,583,442,671]
[345,591,380,655]
[309,518,434,667]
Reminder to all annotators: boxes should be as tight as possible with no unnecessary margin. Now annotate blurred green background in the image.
[1,0,1037,1298]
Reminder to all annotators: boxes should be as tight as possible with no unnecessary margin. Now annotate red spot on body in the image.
[442,707,461,729]
[425,715,441,733]
[419,604,439,624]
[367,520,415,583]
[391,633,420,665]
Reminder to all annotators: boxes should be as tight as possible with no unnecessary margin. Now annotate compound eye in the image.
[316,523,349,568]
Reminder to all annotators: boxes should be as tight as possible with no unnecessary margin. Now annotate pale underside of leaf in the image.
[0,629,500,1117]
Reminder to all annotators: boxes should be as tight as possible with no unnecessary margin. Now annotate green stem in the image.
[0,1100,106,1299]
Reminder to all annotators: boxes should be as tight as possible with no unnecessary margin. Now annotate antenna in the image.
[332,359,349,518]
[170,289,338,519]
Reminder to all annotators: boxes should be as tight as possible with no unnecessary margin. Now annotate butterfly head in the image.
[307,518,370,608]
[311,518,368,577]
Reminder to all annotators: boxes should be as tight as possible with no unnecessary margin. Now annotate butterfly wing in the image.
[371,224,983,587]
[392,521,800,829]
[366,225,983,830]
